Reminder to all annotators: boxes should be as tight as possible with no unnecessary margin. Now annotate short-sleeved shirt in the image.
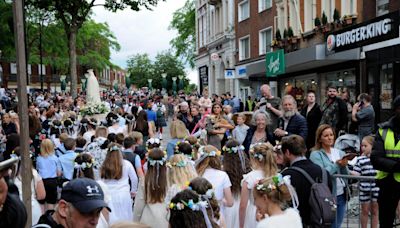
[353,155,378,192]
[259,97,281,132]
[356,105,375,138]
[36,154,61,179]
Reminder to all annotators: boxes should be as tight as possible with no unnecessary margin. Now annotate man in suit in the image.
[274,95,308,140]
[281,135,332,227]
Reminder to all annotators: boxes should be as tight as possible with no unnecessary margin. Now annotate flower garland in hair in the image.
[169,198,212,228]
[222,145,245,154]
[249,143,268,161]
[148,156,167,166]
[109,145,121,152]
[255,174,299,209]
[207,150,221,157]
[167,160,187,168]
[174,140,190,154]
[147,137,161,145]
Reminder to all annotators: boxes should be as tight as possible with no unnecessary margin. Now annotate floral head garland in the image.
[175,140,190,154]
[147,137,161,146]
[148,154,167,189]
[167,160,187,168]
[74,158,95,176]
[222,145,247,171]
[169,198,212,228]
[249,143,268,161]
[222,145,245,154]
[109,145,121,153]
[255,174,299,209]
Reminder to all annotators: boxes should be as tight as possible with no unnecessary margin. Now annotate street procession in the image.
[1,0,400,228]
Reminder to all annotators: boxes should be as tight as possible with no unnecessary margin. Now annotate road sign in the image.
[266,49,285,77]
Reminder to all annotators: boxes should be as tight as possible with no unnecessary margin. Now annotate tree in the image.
[27,0,164,98]
[0,1,15,60]
[152,50,187,91]
[126,50,188,92]
[126,53,153,89]
[169,0,195,68]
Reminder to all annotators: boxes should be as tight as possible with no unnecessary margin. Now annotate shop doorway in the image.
[280,73,318,110]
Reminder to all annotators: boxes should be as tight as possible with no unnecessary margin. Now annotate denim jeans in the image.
[332,194,346,228]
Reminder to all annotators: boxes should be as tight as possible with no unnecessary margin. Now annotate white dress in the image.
[102,160,138,224]
[14,169,42,225]
[108,125,127,135]
[242,170,265,228]
[224,195,240,228]
[133,179,168,228]
[256,208,302,228]
[202,168,232,216]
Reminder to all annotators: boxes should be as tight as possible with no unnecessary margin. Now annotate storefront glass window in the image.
[325,69,356,104]
[280,78,318,109]
[380,63,393,109]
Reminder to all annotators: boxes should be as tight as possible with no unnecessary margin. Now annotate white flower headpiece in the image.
[147,137,161,145]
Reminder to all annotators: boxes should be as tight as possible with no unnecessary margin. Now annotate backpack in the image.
[289,166,336,227]
[156,106,163,118]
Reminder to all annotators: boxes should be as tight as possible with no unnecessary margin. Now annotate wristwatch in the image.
[284,131,289,136]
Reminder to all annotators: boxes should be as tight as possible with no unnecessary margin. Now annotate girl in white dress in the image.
[196,145,234,220]
[165,154,197,203]
[189,177,225,228]
[133,148,169,228]
[107,112,127,135]
[101,144,138,224]
[222,140,251,228]
[239,143,278,228]
[253,174,301,228]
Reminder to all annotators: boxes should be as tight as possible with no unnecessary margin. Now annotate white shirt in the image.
[257,208,302,228]
[327,148,346,196]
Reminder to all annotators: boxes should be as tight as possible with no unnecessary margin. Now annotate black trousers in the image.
[377,175,400,228]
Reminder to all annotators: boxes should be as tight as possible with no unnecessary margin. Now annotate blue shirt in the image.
[166,138,180,159]
[55,144,67,157]
[146,110,157,123]
[58,150,77,180]
[36,154,61,179]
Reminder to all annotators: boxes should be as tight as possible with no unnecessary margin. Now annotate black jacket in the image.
[243,126,275,154]
[371,116,400,173]
[277,113,308,140]
[34,210,63,228]
[300,104,322,150]
[281,159,332,226]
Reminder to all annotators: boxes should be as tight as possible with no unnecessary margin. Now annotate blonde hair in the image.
[362,135,374,146]
[111,222,150,228]
[167,154,197,187]
[195,145,221,176]
[95,126,108,138]
[249,143,277,177]
[59,133,69,143]
[170,120,189,139]
[253,176,292,207]
[130,131,143,143]
[40,139,55,157]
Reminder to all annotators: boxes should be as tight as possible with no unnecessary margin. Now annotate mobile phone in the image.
[342,153,357,160]
[359,101,365,108]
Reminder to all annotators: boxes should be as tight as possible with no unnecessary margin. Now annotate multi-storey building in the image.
[230,0,399,122]
[195,0,236,95]
[234,0,277,101]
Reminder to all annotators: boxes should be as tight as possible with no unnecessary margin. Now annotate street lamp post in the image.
[60,75,67,92]
[161,73,167,91]
[172,77,177,96]
[148,78,153,91]
[178,75,184,91]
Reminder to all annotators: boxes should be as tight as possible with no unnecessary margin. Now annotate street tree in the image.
[126,53,153,89]
[27,0,164,98]
[169,0,195,68]
[152,50,187,91]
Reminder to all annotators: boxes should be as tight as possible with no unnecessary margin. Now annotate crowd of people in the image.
[0,84,399,228]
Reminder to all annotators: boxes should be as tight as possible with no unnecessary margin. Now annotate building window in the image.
[239,36,250,61]
[341,0,356,16]
[258,0,272,12]
[238,0,250,22]
[259,28,272,55]
[376,0,389,16]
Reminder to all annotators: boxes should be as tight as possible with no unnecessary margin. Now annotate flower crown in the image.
[255,174,286,192]
[167,160,187,168]
[169,199,209,211]
[147,137,161,145]
[148,156,167,166]
[74,159,94,170]
[252,152,264,161]
[222,145,245,154]
[109,145,121,152]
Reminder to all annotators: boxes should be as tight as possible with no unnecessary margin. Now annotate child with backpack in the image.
[352,135,379,228]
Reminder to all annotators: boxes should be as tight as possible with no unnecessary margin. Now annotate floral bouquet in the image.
[79,102,110,117]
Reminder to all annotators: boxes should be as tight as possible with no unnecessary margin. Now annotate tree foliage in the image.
[127,51,188,91]
[27,0,164,97]
[169,0,195,68]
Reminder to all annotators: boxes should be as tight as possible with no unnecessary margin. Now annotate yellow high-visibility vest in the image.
[376,128,400,182]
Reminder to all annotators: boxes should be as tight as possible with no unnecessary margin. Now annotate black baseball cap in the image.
[61,178,111,213]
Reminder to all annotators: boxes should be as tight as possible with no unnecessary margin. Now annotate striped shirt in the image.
[353,155,378,192]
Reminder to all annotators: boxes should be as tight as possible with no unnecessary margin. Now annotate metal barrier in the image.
[332,174,388,228]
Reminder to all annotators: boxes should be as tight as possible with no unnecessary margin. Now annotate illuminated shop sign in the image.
[326,11,399,54]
